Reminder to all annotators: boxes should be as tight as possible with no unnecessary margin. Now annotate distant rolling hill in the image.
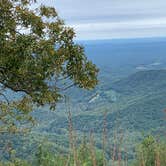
[10,69,166,159]
[36,69,166,140]
[111,69,166,94]
[72,69,166,133]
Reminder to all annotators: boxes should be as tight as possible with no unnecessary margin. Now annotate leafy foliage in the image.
[131,135,166,166]
[0,0,98,132]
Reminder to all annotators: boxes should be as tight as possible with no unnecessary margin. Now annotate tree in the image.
[0,0,98,133]
[132,135,166,166]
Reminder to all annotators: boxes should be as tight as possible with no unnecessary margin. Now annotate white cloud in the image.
[72,18,166,31]
[70,17,166,39]
[36,0,166,40]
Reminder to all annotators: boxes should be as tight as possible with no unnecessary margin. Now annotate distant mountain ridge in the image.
[111,69,166,94]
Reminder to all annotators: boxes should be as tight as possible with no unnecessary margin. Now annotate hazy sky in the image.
[38,0,166,40]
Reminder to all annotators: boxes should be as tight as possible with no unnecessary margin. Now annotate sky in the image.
[38,0,166,40]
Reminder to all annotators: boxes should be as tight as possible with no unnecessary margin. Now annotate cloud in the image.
[70,17,166,39]
[37,0,166,40]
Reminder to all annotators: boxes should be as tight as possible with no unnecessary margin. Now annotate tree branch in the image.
[0,92,10,105]
[60,83,76,91]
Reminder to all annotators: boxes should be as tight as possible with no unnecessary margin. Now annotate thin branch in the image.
[57,75,70,81]
[60,83,76,91]
[0,92,10,105]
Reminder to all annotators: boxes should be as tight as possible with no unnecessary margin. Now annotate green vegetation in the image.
[31,70,165,153]
[131,136,166,166]
[1,69,166,165]
[0,135,166,166]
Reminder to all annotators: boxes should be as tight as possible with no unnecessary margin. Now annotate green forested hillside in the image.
[21,69,165,160]
[111,69,166,94]
[1,62,166,165]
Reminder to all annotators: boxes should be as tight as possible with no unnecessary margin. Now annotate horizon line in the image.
[74,36,166,42]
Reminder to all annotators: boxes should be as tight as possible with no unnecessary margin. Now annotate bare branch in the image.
[0,92,10,105]
[60,83,76,91]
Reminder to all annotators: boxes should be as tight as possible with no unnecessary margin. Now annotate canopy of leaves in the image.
[0,0,98,132]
